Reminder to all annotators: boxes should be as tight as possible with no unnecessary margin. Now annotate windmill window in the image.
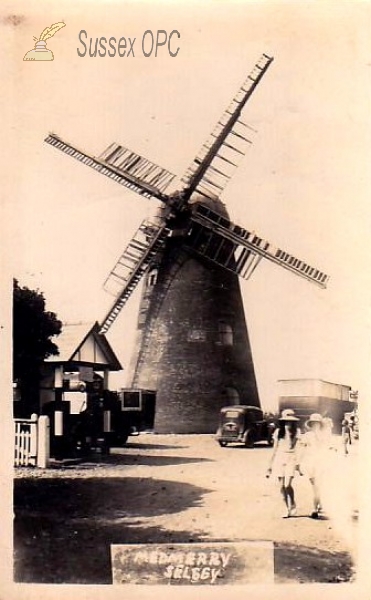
[148,269,158,286]
[219,321,233,346]
[138,308,147,324]
[224,387,240,405]
[187,329,206,342]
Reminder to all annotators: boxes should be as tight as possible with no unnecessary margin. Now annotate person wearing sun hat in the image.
[300,412,326,518]
[266,409,302,518]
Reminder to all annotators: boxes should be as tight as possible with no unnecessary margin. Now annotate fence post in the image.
[37,415,50,468]
[103,410,111,433]
[29,413,38,466]
[14,421,19,466]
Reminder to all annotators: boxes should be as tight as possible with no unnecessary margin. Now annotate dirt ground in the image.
[13,433,358,584]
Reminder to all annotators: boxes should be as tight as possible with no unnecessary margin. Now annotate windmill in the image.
[45,54,328,433]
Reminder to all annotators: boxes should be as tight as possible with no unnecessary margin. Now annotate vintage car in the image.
[216,405,275,448]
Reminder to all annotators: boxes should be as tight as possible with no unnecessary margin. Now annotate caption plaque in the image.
[111,541,274,585]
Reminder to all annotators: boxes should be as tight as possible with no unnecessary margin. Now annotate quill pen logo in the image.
[24,22,66,61]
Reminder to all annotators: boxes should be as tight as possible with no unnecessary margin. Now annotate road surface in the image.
[14,433,358,583]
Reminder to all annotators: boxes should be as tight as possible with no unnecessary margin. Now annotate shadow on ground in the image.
[100,454,213,467]
[274,543,354,583]
[14,478,356,585]
[14,476,210,584]
[123,441,189,451]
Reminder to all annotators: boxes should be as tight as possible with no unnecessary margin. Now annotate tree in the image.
[13,279,62,416]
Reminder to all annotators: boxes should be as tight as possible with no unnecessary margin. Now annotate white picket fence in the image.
[14,414,50,468]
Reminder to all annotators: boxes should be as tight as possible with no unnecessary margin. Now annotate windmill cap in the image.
[306,413,324,426]
[279,409,299,422]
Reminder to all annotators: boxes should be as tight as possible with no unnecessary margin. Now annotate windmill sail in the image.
[187,203,329,288]
[181,54,273,200]
[99,219,170,333]
[45,134,173,202]
[99,142,175,193]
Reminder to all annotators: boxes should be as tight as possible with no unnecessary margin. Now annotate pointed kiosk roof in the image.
[46,321,122,371]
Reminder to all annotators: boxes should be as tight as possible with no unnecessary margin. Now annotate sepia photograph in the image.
[1,0,371,597]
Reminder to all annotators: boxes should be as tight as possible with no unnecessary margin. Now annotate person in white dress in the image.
[266,409,302,518]
[300,413,327,518]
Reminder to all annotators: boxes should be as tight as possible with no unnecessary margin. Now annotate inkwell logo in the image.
[23,21,66,61]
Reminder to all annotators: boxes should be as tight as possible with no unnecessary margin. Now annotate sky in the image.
[2,0,371,413]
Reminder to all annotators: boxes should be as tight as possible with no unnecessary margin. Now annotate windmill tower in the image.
[45,54,329,433]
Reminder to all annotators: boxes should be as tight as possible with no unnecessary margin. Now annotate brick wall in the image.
[129,236,260,433]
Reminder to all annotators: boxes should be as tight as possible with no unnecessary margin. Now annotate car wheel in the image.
[267,436,274,447]
[218,440,228,447]
[244,429,255,448]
